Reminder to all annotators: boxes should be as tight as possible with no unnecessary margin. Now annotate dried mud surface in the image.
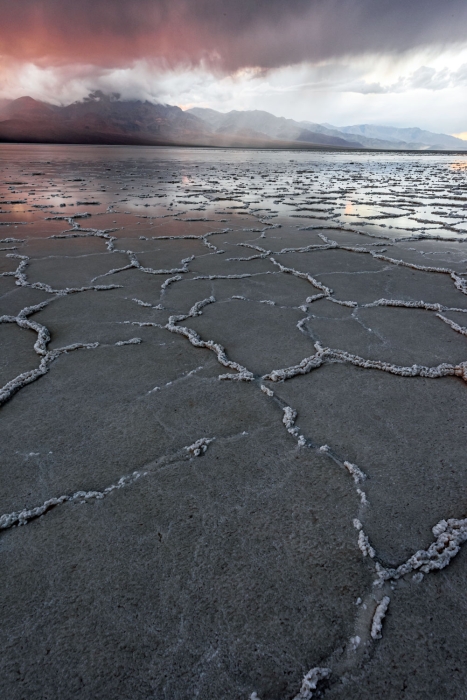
[2,145,467,700]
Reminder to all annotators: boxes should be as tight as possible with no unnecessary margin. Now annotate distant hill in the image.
[332,123,465,149]
[0,95,213,146]
[1,95,464,150]
[187,107,357,147]
[0,95,356,149]
[190,107,467,151]
[296,121,425,150]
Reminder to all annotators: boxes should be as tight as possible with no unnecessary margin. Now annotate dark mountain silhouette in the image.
[2,94,463,150]
[0,94,212,145]
[0,94,358,148]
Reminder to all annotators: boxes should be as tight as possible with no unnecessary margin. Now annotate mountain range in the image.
[188,108,466,150]
[0,94,465,151]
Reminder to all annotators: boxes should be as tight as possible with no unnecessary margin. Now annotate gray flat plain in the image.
[1,145,467,699]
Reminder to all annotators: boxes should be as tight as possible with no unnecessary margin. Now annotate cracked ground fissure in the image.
[2,146,467,700]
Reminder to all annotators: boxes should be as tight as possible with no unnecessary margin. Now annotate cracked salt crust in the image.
[375,516,467,582]
[263,342,467,384]
[344,460,367,485]
[186,437,215,456]
[370,597,391,640]
[0,294,101,405]
[115,338,142,346]
[164,296,254,382]
[3,155,467,699]
[436,312,467,336]
[269,256,333,296]
[292,667,331,700]
[0,437,215,531]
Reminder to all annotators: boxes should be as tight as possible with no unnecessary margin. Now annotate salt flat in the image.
[1,144,467,699]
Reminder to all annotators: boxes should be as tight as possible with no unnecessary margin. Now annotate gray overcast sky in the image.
[1,0,467,134]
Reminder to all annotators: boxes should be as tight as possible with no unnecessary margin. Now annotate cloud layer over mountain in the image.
[1,1,467,135]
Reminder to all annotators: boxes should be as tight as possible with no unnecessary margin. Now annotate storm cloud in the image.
[1,0,467,71]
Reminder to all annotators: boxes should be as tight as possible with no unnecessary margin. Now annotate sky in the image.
[1,0,467,135]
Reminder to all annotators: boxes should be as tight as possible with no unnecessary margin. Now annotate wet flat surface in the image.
[1,145,467,700]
